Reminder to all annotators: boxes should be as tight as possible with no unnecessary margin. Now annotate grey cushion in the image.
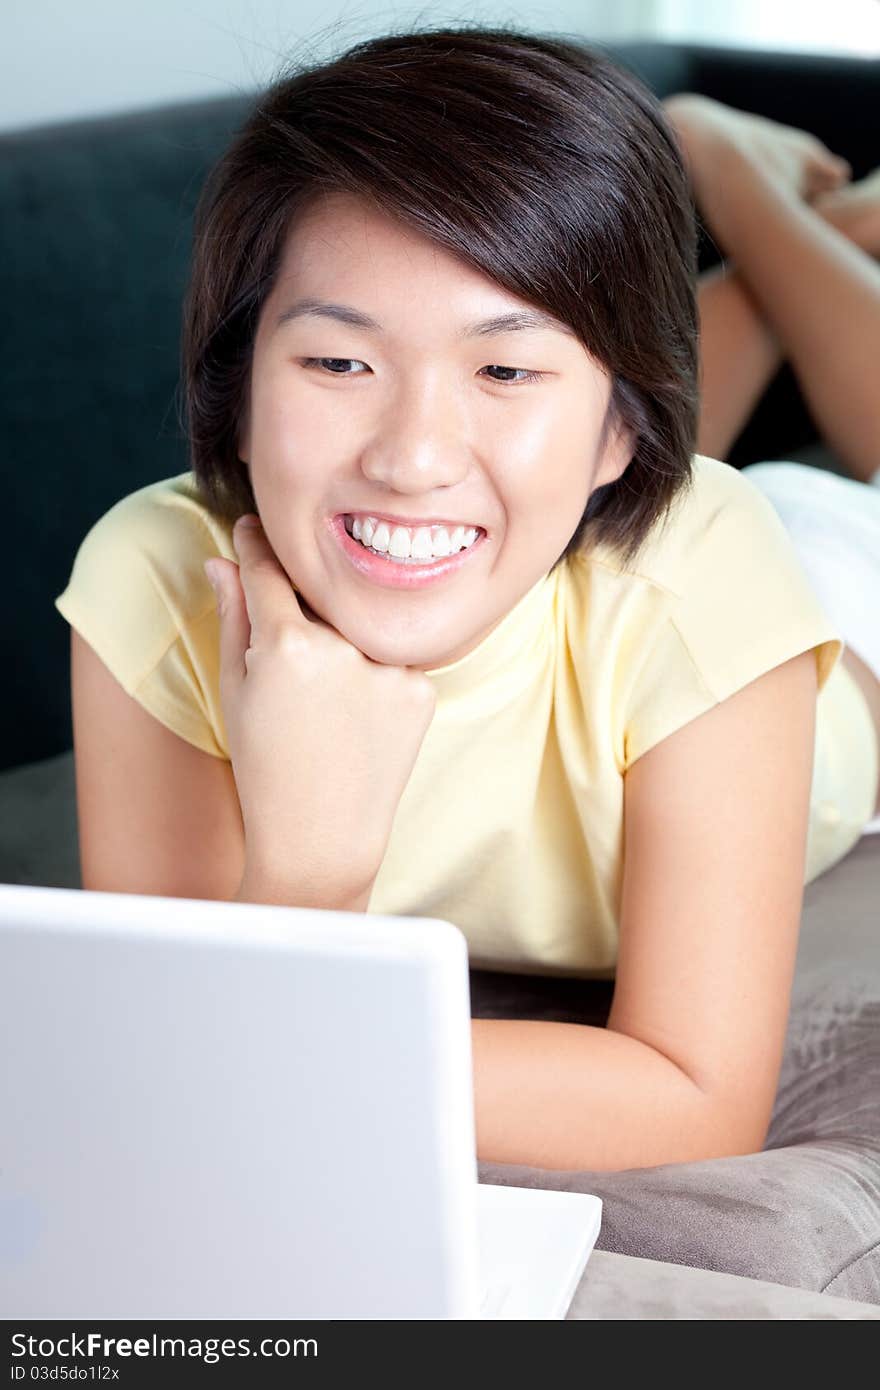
[2,750,878,1302]
[570,1250,880,1319]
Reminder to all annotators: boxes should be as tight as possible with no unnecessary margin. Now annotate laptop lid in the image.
[0,882,481,1319]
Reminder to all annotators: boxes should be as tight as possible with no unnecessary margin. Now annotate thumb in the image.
[203,558,250,680]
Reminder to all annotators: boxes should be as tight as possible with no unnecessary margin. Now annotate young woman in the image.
[56,27,880,1174]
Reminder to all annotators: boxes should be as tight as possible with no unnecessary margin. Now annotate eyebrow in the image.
[274,297,577,339]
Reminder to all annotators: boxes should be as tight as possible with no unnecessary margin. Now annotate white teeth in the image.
[389,526,418,559]
[410,527,441,560]
[348,516,480,560]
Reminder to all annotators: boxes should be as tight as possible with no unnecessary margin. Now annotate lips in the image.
[330,512,486,589]
[340,512,486,534]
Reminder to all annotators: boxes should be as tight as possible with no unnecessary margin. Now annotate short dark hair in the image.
[181,23,699,572]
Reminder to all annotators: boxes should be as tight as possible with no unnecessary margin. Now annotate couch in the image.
[3,38,878,1312]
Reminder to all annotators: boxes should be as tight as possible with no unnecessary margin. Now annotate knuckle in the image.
[274,625,313,661]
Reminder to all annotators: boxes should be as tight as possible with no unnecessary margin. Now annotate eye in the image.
[302,357,546,385]
[481,365,546,385]
[301,357,369,375]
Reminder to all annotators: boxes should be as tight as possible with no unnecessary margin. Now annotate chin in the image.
[352,632,446,670]
[359,642,429,668]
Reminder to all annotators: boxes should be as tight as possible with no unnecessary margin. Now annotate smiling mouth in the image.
[342,515,485,562]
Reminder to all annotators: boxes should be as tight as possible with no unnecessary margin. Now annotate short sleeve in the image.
[622,476,844,770]
[54,483,229,759]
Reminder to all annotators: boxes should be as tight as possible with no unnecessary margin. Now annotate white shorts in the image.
[741,461,880,686]
[741,460,880,838]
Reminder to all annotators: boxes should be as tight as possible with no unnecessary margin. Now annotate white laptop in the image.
[0,882,602,1320]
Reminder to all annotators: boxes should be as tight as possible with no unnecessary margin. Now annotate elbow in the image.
[681,1089,771,1163]
[649,1048,773,1164]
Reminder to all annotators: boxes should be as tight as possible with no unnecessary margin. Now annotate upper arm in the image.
[609,648,818,1155]
[71,628,245,900]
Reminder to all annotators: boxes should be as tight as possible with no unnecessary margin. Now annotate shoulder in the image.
[54,473,234,756]
[564,455,843,768]
[57,471,233,643]
[576,453,842,695]
[580,453,792,597]
[74,470,231,568]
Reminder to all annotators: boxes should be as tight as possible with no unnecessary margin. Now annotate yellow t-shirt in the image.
[54,455,878,978]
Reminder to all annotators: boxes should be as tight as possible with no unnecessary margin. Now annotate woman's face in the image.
[240,191,633,670]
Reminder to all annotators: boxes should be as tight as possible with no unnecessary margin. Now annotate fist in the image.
[204,513,437,903]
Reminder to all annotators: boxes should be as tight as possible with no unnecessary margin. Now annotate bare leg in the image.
[668,95,880,484]
[694,179,880,459]
[693,173,880,459]
[694,265,783,460]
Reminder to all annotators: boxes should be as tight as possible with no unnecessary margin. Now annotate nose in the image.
[357,379,471,494]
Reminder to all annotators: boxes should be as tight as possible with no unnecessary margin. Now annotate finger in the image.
[203,557,251,682]
[231,513,310,642]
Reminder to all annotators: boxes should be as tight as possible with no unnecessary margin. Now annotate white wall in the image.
[0,0,655,133]
[5,0,877,134]
[653,0,880,55]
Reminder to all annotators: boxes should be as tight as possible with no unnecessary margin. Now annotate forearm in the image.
[471,1018,760,1171]
[231,877,756,1168]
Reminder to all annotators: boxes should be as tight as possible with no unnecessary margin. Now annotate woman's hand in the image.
[204,513,437,905]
